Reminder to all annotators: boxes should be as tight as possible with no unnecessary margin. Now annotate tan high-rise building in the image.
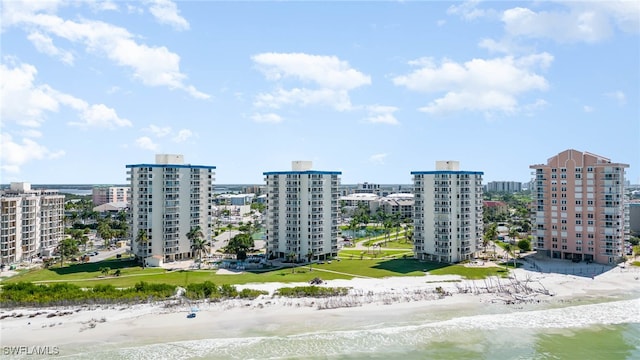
[126,154,215,264]
[0,182,65,264]
[412,161,484,263]
[530,149,629,264]
[263,161,341,261]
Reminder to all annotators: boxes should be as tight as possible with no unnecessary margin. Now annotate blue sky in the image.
[1,0,638,185]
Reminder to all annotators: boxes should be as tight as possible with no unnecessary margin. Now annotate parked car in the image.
[187,313,196,319]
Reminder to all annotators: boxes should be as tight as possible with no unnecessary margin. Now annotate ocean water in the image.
[58,296,640,360]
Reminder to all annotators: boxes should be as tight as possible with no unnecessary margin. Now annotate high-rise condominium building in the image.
[412,161,484,263]
[126,154,215,264]
[530,149,629,264]
[0,182,64,264]
[486,181,522,193]
[264,161,341,261]
[92,186,130,206]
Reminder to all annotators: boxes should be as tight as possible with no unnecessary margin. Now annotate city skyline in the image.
[2,1,638,185]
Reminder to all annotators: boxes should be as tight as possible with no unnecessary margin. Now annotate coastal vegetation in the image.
[0,281,176,307]
[0,281,267,308]
[275,286,349,297]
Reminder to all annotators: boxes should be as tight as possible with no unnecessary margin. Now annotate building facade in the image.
[92,186,130,206]
[530,149,629,264]
[412,161,484,263]
[0,182,64,264]
[126,154,215,264]
[629,201,640,236]
[264,161,341,261]
[486,181,522,193]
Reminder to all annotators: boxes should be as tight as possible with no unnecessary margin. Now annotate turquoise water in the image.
[53,296,640,360]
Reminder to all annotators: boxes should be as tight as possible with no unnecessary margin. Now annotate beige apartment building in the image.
[264,161,341,261]
[92,186,130,206]
[126,154,215,265]
[412,161,484,263]
[0,182,65,264]
[530,149,629,264]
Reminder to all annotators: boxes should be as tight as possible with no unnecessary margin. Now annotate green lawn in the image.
[2,257,509,288]
[338,249,413,259]
[375,239,413,249]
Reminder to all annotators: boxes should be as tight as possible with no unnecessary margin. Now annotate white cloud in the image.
[365,105,399,125]
[27,31,74,64]
[127,4,144,14]
[393,54,552,115]
[478,38,524,54]
[254,88,353,111]
[251,113,283,124]
[142,125,194,142]
[0,62,59,127]
[135,136,159,151]
[252,52,370,111]
[369,153,387,165]
[18,129,43,138]
[146,0,190,31]
[172,129,193,142]
[50,90,132,128]
[2,1,208,99]
[583,105,594,113]
[1,61,131,129]
[0,133,65,174]
[253,53,371,90]
[447,0,490,20]
[501,2,639,43]
[605,90,626,105]
[146,124,172,137]
[90,1,118,12]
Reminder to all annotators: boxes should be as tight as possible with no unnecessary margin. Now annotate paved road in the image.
[88,246,130,263]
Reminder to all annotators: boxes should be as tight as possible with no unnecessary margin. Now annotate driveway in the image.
[88,246,130,262]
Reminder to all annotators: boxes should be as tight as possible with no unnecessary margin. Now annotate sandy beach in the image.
[1,262,640,357]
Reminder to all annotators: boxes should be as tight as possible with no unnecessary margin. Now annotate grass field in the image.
[2,257,508,288]
[338,249,413,259]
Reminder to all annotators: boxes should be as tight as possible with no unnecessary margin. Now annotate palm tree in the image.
[191,237,210,269]
[508,227,519,243]
[483,223,498,254]
[393,213,402,243]
[503,243,517,268]
[382,215,393,246]
[116,211,127,223]
[56,238,78,267]
[187,226,207,268]
[136,229,148,263]
[70,212,78,226]
[288,251,297,273]
[97,221,114,247]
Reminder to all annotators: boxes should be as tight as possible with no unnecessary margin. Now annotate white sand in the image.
[2,265,639,351]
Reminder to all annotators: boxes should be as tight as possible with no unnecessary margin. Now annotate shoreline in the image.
[2,266,640,354]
